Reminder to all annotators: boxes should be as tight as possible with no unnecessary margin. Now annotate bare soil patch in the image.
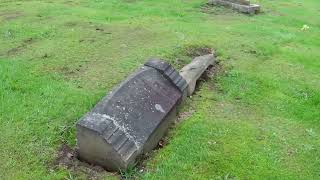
[185,45,213,58]
[0,11,23,21]
[53,144,118,180]
[176,109,196,123]
[7,38,36,56]
[195,60,223,92]
[168,44,214,69]
[53,64,88,85]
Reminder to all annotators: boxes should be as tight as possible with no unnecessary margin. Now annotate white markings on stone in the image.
[98,113,140,148]
[155,104,165,113]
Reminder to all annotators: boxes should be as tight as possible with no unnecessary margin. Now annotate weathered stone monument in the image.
[208,0,260,14]
[76,54,215,171]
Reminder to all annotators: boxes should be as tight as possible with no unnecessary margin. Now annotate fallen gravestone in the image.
[208,0,260,14]
[76,54,215,171]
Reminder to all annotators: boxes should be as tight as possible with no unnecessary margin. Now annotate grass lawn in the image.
[1,0,320,179]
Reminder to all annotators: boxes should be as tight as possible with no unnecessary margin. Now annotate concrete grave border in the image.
[208,0,260,15]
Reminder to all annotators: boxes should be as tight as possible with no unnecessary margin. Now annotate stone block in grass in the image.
[76,59,187,171]
[208,0,261,15]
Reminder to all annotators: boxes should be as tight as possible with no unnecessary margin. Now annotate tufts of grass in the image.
[0,0,320,179]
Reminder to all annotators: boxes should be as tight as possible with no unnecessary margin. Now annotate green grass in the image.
[1,0,320,179]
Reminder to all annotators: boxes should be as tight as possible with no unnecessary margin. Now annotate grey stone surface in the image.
[179,54,215,96]
[76,60,187,171]
[208,0,260,14]
[226,0,250,5]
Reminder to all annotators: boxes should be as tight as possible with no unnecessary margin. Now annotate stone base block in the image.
[179,54,215,96]
[208,0,260,15]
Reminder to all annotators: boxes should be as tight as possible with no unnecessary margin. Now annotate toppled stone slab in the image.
[208,0,260,14]
[76,54,215,172]
[76,60,187,171]
[180,54,215,96]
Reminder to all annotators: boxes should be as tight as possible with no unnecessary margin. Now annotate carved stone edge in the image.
[145,59,188,93]
[76,113,140,170]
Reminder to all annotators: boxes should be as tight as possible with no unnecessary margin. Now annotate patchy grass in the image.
[1,0,320,179]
